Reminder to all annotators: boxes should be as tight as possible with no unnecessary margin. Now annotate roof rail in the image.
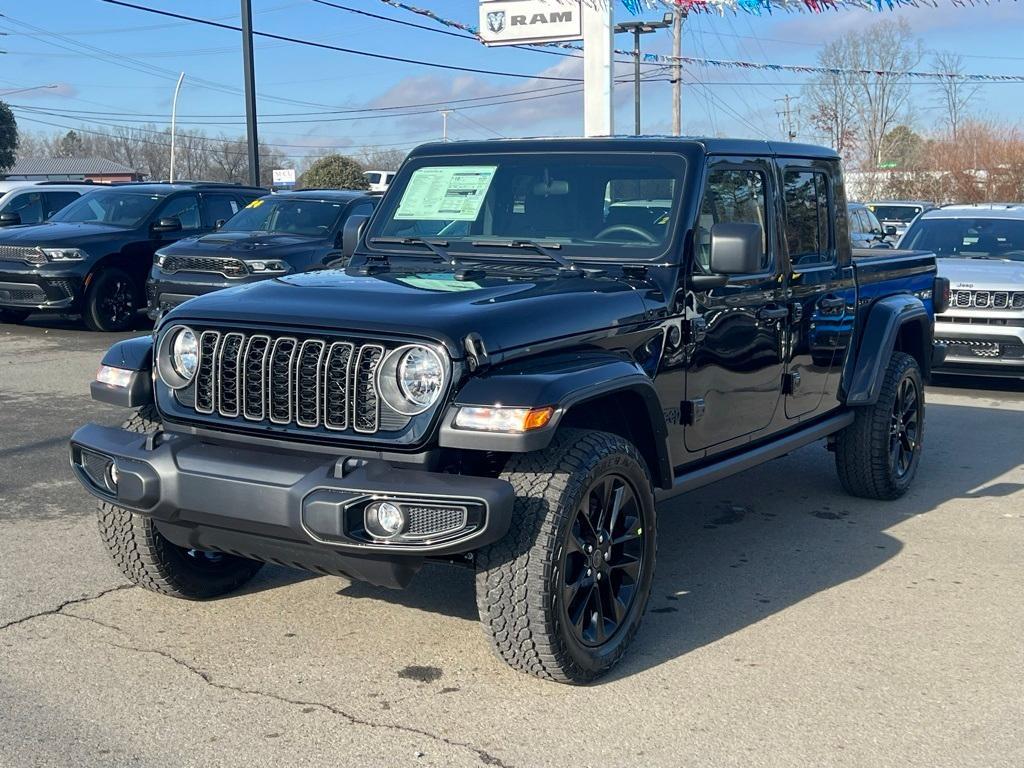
[33,179,98,185]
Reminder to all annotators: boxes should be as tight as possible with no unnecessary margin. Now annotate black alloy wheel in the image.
[84,268,139,332]
[889,375,920,479]
[562,474,646,647]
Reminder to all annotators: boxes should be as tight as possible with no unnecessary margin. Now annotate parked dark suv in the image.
[0,182,264,330]
[146,190,377,318]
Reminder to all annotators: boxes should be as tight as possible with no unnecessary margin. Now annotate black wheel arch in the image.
[439,350,672,490]
[842,294,932,406]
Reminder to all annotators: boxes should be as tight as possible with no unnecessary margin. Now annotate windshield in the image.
[901,217,1024,261]
[219,198,346,236]
[869,204,923,223]
[49,190,162,228]
[366,153,685,261]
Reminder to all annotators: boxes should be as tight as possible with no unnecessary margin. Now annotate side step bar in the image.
[657,411,855,501]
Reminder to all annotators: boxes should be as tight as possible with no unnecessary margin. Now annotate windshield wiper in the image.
[470,239,576,271]
[369,236,484,280]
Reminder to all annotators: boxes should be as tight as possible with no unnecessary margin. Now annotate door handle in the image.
[757,305,789,321]
[819,295,846,311]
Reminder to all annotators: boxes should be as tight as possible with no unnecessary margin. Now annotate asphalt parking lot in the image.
[2,316,1023,768]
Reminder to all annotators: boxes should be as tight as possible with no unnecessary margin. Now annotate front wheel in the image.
[83,268,139,332]
[835,351,925,500]
[96,405,263,599]
[475,429,657,684]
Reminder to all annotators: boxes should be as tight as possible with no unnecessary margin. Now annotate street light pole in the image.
[240,0,260,187]
[169,71,185,183]
[614,14,673,137]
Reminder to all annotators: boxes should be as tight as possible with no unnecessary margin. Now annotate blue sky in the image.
[2,0,1022,165]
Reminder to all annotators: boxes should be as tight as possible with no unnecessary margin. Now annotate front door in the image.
[684,159,788,453]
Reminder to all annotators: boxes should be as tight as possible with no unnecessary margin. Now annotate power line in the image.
[99,0,585,82]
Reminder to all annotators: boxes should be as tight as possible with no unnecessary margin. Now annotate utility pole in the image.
[169,72,185,183]
[615,14,673,137]
[240,0,260,187]
[441,110,451,142]
[671,8,686,136]
[775,94,798,141]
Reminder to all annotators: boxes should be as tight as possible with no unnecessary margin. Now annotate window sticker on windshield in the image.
[396,273,483,292]
[247,199,264,208]
[394,166,497,221]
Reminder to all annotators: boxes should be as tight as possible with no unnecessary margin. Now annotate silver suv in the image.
[900,204,1024,377]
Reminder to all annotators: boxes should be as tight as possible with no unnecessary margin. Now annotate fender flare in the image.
[438,350,672,488]
[843,295,929,406]
[91,335,154,408]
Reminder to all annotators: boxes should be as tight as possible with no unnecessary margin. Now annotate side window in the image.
[349,202,375,219]
[157,194,201,230]
[203,194,240,226]
[853,209,869,234]
[782,170,833,267]
[9,192,45,224]
[865,208,882,234]
[695,167,768,274]
[43,191,81,219]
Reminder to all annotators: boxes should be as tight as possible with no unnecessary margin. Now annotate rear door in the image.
[779,159,850,418]
[684,157,788,453]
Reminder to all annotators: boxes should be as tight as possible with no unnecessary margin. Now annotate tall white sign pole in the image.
[583,2,614,137]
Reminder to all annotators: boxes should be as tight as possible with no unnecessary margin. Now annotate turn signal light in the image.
[454,405,554,433]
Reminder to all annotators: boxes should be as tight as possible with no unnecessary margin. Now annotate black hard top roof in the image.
[408,136,839,161]
[268,189,374,201]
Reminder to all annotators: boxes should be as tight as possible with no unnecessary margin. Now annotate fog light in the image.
[108,462,119,489]
[366,500,406,539]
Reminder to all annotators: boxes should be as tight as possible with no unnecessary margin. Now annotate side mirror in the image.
[214,219,226,230]
[884,225,898,237]
[151,217,183,234]
[709,222,764,274]
[341,214,369,260]
[0,211,22,227]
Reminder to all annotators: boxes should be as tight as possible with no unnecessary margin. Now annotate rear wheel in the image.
[835,351,924,500]
[97,405,263,599]
[83,268,139,332]
[0,309,30,324]
[475,429,657,684]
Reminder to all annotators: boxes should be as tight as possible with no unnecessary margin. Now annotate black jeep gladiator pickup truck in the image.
[69,138,948,684]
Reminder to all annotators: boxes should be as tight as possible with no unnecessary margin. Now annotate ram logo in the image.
[486,11,506,33]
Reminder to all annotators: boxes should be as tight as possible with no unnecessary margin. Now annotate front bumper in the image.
[0,262,81,310]
[933,316,1024,375]
[69,424,515,588]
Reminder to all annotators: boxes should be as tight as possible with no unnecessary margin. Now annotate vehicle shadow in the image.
[931,373,1024,396]
[12,311,152,334]
[330,402,1024,681]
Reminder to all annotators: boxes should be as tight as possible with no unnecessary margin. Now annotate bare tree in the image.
[931,51,981,141]
[355,147,407,171]
[803,42,858,158]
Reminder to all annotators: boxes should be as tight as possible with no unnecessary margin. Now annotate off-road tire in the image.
[0,309,30,324]
[83,268,139,332]
[475,429,657,684]
[835,351,924,500]
[96,404,263,599]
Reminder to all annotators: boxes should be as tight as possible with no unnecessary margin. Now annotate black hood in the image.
[163,230,327,258]
[164,266,656,357]
[0,221,134,248]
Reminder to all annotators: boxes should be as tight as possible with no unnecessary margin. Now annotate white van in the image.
[0,182,95,227]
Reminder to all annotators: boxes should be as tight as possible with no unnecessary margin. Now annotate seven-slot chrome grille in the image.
[950,289,1024,310]
[183,329,416,435]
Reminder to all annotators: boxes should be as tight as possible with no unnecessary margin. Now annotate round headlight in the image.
[397,346,444,410]
[170,327,198,381]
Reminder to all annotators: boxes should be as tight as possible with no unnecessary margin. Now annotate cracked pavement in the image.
[2,317,1024,767]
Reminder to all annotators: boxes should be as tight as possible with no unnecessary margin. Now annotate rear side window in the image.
[783,170,833,266]
[204,194,240,226]
[695,168,769,274]
[43,191,81,219]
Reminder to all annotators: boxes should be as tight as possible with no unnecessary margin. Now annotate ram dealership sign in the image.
[479,0,583,46]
